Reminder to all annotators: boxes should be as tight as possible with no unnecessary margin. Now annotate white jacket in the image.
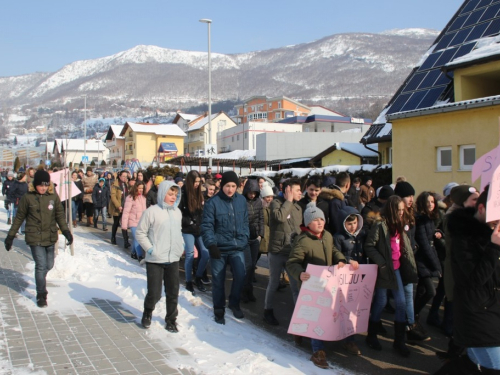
[136,180,184,264]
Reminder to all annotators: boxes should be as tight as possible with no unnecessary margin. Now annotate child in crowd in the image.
[92,178,110,231]
[334,206,366,355]
[287,202,347,369]
[364,195,418,357]
[136,180,183,333]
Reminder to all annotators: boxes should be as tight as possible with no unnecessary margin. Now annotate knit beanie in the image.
[260,183,274,198]
[394,181,415,198]
[98,178,105,184]
[174,177,183,184]
[377,185,394,200]
[322,175,336,188]
[304,202,325,227]
[154,176,164,186]
[221,171,239,188]
[450,185,477,206]
[443,182,459,197]
[33,170,51,187]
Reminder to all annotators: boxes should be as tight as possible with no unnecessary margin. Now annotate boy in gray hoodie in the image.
[136,180,183,333]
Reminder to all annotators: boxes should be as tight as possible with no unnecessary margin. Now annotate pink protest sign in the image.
[49,169,80,202]
[486,163,500,223]
[287,264,377,341]
[472,145,500,190]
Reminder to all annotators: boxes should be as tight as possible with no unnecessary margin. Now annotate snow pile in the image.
[0,219,346,374]
[253,164,390,179]
[447,34,500,67]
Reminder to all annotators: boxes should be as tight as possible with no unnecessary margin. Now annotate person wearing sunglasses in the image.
[4,170,73,308]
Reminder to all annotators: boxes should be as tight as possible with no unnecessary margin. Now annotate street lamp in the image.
[82,95,87,168]
[199,18,212,166]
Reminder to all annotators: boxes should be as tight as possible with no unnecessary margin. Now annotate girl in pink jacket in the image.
[122,181,147,261]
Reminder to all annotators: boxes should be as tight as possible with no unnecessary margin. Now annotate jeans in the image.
[371,269,407,323]
[265,252,300,309]
[311,338,325,353]
[7,202,14,222]
[468,347,500,370]
[30,245,55,295]
[182,233,209,282]
[130,227,143,258]
[210,250,246,310]
[93,207,107,228]
[414,277,436,316]
[71,200,77,222]
[12,206,25,234]
[144,262,179,323]
[404,282,415,325]
[243,239,260,293]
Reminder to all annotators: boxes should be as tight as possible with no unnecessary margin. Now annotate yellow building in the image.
[119,122,186,165]
[363,0,500,194]
[310,143,378,167]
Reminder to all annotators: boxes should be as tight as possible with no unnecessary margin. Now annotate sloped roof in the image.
[187,113,220,132]
[364,0,500,144]
[119,122,186,137]
[105,125,124,141]
[54,139,105,153]
[172,113,199,124]
[310,142,378,163]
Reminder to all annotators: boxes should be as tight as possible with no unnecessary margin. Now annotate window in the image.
[232,136,234,142]
[275,112,281,119]
[278,102,282,108]
[460,145,476,170]
[437,146,452,171]
[237,135,240,141]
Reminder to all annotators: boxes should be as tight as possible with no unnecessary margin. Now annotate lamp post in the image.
[199,18,212,166]
[83,95,87,168]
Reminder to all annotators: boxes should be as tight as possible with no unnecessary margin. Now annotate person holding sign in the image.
[436,187,500,373]
[287,202,347,369]
[364,195,417,357]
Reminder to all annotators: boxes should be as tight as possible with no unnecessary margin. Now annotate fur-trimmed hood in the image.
[28,181,55,195]
[447,206,492,239]
[319,187,344,201]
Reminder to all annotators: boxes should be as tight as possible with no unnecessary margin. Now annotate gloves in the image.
[208,245,221,259]
[62,230,73,245]
[147,248,153,255]
[4,235,14,251]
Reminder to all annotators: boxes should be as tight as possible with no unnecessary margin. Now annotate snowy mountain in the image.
[0,28,439,126]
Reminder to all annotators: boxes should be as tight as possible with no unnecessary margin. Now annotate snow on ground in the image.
[0,218,347,374]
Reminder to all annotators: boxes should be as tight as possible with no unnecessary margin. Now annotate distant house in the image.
[119,122,186,165]
[172,112,199,132]
[310,143,379,167]
[185,111,236,155]
[104,125,125,166]
[363,0,500,193]
[53,139,108,167]
[233,96,311,124]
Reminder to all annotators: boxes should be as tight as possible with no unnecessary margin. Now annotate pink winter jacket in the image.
[121,195,147,230]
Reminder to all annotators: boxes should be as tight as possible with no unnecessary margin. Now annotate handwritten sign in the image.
[472,145,500,191]
[486,163,500,223]
[49,169,80,201]
[288,264,377,341]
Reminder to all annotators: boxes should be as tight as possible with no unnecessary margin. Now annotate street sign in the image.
[204,144,217,156]
[82,156,89,163]
[45,160,51,166]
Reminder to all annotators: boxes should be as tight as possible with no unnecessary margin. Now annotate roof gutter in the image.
[361,139,382,165]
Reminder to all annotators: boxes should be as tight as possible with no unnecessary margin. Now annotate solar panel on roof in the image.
[476,0,494,10]
[435,32,456,51]
[454,42,476,59]
[434,72,452,86]
[402,72,428,93]
[419,69,442,89]
[449,28,472,46]
[461,0,481,14]
[449,15,469,32]
[484,16,500,35]
[463,8,486,27]
[434,47,459,67]
[479,2,500,21]
[387,93,412,114]
[465,22,489,41]
[416,87,447,109]
[419,52,443,71]
[400,91,428,112]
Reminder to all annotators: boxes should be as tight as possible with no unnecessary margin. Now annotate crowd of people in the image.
[2,165,499,373]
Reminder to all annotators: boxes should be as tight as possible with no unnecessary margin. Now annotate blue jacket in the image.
[201,190,249,252]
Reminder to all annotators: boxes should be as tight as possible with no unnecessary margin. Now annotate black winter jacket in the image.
[2,178,15,202]
[92,184,110,208]
[448,207,500,348]
[146,185,158,208]
[414,214,442,278]
[179,185,203,236]
[243,179,264,240]
[10,180,28,207]
[319,186,347,234]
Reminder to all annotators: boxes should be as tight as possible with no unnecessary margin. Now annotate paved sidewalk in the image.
[0,241,196,375]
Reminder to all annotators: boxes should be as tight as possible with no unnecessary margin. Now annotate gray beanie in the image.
[304,202,325,227]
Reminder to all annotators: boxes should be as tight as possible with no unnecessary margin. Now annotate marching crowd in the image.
[1,165,499,374]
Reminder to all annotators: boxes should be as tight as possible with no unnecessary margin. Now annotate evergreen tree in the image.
[79,161,84,168]
[112,159,117,167]
[90,160,96,166]
[13,157,20,171]
[13,137,17,146]
[100,160,106,166]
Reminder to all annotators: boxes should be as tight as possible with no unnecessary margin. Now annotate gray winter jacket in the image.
[136,181,184,264]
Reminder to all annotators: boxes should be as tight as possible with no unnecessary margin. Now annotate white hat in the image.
[260,183,274,198]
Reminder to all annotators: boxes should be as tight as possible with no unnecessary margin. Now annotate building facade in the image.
[233,96,311,124]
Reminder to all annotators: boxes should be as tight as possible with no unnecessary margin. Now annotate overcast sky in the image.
[0,0,463,77]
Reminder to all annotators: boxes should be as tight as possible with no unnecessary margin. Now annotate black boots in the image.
[141,309,153,328]
[186,281,195,295]
[165,320,178,333]
[393,321,410,357]
[214,308,225,325]
[195,277,206,292]
[263,309,279,325]
[229,305,244,319]
[111,236,117,245]
[122,229,130,248]
[36,293,48,308]
[366,320,382,350]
